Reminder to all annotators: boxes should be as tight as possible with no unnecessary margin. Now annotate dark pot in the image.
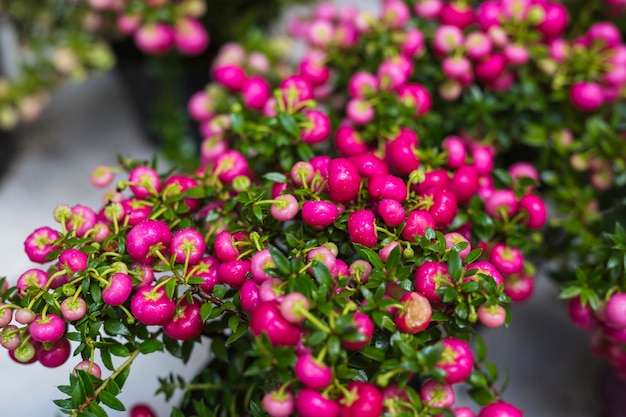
[0,128,17,182]
[110,38,216,166]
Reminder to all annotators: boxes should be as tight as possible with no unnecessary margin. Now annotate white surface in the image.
[0,72,210,417]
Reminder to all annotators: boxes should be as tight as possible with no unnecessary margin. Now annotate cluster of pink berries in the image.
[285,0,625,113]
[0,0,565,415]
[569,292,626,380]
[76,0,210,55]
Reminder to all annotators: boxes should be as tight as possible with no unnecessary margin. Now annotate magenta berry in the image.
[263,390,295,417]
[24,226,61,263]
[213,64,248,92]
[504,273,535,303]
[385,132,419,176]
[128,165,162,199]
[340,381,384,417]
[478,401,523,417]
[334,125,369,157]
[301,200,339,229]
[518,193,547,229]
[301,109,331,144]
[270,194,299,222]
[214,231,240,262]
[394,291,433,333]
[0,304,12,328]
[250,248,277,282]
[163,297,204,340]
[218,259,251,288]
[349,152,388,180]
[377,198,406,227]
[477,304,507,328]
[420,379,455,408]
[401,210,435,242]
[415,261,453,302]
[489,243,524,275]
[465,261,504,287]
[279,292,310,324]
[449,165,480,204]
[368,174,408,202]
[604,293,626,329]
[440,139,466,171]
[38,337,71,368]
[58,248,88,276]
[328,158,361,204]
[68,204,97,237]
[60,296,87,321]
[567,297,599,330]
[240,279,261,313]
[307,246,337,274]
[485,189,518,220]
[213,150,249,183]
[102,272,133,306]
[130,285,176,326]
[570,81,604,112]
[163,174,201,213]
[259,278,284,303]
[295,353,333,389]
[429,188,458,228]
[347,209,378,248]
[134,23,174,54]
[126,219,172,264]
[296,388,340,417]
[29,314,65,343]
[170,227,206,265]
[249,301,301,346]
[436,337,474,384]
[17,268,49,293]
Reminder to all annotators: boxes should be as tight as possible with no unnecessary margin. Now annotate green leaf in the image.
[311,260,332,287]
[361,345,386,362]
[559,284,582,300]
[139,339,165,354]
[226,322,248,345]
[114,364,132,389]
[353,244,385,271]
[468,387,496,406]
[200,302,213,322]
[385,245,402,270]
[278,113,300,137]
[99,391,126,411]
[71,373,87,409]
[104,319,130,337]
[447,251,462,280]
[170,408,185,417]
[270,245,291,275]
[187,276,206,285]
[262,172,287,183]
[87,403,108,417]
[165,278,177,300]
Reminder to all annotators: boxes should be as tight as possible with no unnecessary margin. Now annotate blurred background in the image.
[0,0,620,416]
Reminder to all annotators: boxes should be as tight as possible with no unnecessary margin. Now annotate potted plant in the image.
[0,0,625,416]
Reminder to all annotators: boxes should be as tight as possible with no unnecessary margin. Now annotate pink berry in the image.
[478,401,523,417]
[102,272,133,306]
[23,226,61,263]
[348,209,378,248]
[419,379,455,408]
[477,304,507,328]
[436,337,474,384]
[126,220,172,264]
[163,297,204,340]
[415,261,453,302]
[250,301,301,346]
[295,353,333,389]
[569,81,604,112]
[130,285,176,326]
[29,314,65,343]
[394,291,432,333]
